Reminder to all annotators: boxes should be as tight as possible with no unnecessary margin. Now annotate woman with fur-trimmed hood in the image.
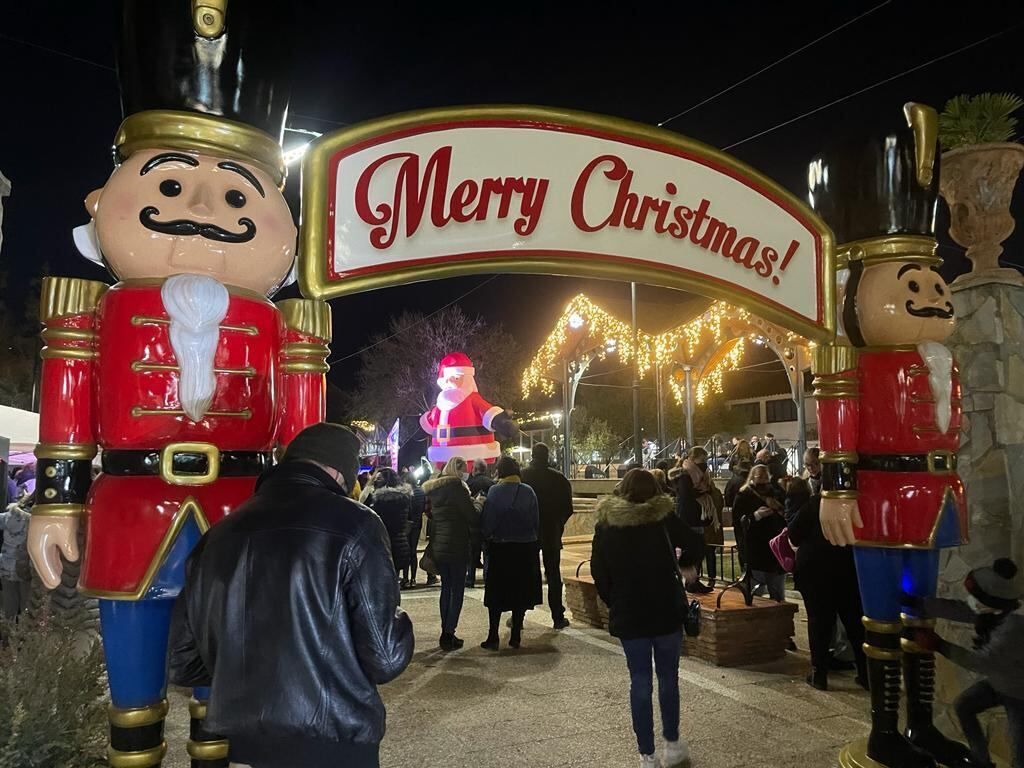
[592,469,703,768]
[364,467,413,578]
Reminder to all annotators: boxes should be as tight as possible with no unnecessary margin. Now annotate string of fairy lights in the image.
[522,294,805,406]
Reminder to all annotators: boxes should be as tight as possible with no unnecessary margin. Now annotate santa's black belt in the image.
[102,448,270,481]
[858,451,957,474]
[435,426,491,438]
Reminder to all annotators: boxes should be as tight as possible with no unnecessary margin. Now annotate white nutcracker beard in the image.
[918,341,953,434]
[437,376,476,411]
[161,274,230,422]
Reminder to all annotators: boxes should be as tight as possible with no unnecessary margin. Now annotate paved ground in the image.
[162,557,872,767]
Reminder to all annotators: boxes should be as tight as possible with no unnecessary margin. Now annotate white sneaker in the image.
[660,739,691,767]
[640,755,657,767]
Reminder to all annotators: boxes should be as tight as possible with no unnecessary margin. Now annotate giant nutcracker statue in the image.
[29,3,328,767]
[809,103,975,768]
[420,352,519,467]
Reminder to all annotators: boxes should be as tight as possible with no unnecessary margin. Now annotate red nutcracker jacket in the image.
[420,391,503,465]
[34,277,331,598]
[814,346,967,548]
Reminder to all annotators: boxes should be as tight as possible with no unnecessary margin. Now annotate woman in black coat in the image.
[422,457,479,651]
[669,447,717,594]
[732,464,786,601]
[787,479,867,691]
[364,467,412,578]
[592,469,702,767]
[401,471,427,588]
[479,456,543,650]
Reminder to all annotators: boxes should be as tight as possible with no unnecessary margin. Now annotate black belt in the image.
[859,451,957,474]
[102,449,270,479]
[435,426,491,438]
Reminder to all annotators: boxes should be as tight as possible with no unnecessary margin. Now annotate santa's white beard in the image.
[161,274,229,422]
[437,379,476,411]
[918,341,953,433]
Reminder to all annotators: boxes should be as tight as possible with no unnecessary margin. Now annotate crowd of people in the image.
[1,464,34,621]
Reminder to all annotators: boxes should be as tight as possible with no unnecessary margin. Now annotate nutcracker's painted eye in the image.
[225,189,246,208]
[936,283,945,296]
[908,280,920,293]
[159,179,182,197]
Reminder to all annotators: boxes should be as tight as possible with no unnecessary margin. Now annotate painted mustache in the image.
[906,300,954,319]
[139,207,256,243]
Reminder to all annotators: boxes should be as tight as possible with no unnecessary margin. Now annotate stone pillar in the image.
[937,275,1024,760]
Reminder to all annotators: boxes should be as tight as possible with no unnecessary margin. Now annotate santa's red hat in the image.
[437,352,475,379]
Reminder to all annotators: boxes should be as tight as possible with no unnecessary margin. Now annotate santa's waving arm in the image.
[475,394,519,442]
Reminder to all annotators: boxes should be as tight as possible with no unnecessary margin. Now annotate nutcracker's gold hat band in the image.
[114,110,286,187]
[835,235,941,270]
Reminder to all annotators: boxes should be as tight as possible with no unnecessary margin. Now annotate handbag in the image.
[419,543,438,577]
[663,527,702,638]
[769,528,796,573]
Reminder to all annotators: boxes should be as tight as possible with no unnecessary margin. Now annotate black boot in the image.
[862,620,936,768]
[903,641,979,767]
[509,611,524,649]
[806,667,828,691]
[108,699,168,768]
[187,698,230,768]
[482,608,500,650]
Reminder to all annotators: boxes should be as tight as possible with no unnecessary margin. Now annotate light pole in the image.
[631,282,641,468]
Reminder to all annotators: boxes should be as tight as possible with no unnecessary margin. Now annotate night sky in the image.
[2,1,1023,394]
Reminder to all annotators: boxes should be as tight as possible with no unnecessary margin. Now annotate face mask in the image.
[755,482,772,492]
[460,472,470,482]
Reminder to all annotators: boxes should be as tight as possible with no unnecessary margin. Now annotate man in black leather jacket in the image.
[168,423,414,768]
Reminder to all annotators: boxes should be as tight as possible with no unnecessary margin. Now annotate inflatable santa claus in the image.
[420,352,518,467]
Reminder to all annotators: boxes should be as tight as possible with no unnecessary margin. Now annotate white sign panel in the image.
[300,108,834,338]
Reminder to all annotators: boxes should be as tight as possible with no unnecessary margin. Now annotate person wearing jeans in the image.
[437,561,467,639]
[591,469,703,768]
[422,456,479,651]
[621,632,683,757]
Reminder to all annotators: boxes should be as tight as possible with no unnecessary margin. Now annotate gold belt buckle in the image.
[927,450,956,474]
[437,426,451,443]
[160,442,220,486]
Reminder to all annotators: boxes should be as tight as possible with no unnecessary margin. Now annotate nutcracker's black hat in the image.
[807,102,942,267]
[114,0,296,185]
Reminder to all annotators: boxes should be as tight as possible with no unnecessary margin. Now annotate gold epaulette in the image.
[811,344,857,376]
[278,298,332,343]
[39,277,108,322]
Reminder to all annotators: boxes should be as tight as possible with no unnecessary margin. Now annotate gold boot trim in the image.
[108,699,169,728]
[862,643,901,661]
[901,613,936,629]
[187,739,230,760]
[107,742,167,768]
[862,617,902,634]
[189,698,208,720]
[901,637,930,655]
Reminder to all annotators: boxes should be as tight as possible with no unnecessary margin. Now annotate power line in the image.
[326,275,499,365]
[723,25,1018,151]
[0,32,115,72]
[657,1,891,127]
[291,112,351,127]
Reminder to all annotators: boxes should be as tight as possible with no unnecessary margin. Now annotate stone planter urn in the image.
[940,142,1024,286]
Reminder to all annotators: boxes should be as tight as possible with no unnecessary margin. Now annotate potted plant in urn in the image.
[939,92,1024,284]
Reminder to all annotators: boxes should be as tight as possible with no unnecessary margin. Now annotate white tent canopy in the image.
[0,404,39,454]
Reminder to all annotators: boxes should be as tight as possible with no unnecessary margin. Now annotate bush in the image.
[939,93,1024,150]
[0,590,107,768]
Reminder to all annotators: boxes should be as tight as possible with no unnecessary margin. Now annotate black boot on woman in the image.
[481,607,501,650]
[509,610,525,649]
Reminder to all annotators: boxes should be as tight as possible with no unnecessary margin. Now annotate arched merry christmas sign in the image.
[299,106,836,340]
